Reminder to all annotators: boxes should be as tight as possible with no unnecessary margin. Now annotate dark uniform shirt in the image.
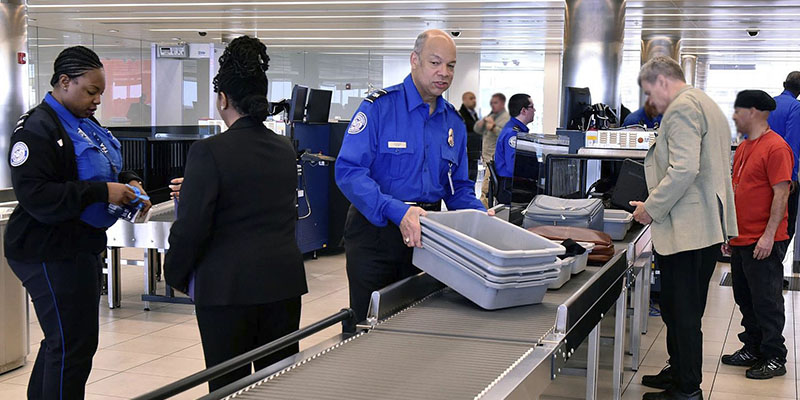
[494,117,529,178]
[335,74,485,227]
[622,107,662,129]
[767,90,800,180]
[6,100,139,262]
[44,93,123,228]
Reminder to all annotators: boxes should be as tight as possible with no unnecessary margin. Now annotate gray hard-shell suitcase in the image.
[522,195,605,231]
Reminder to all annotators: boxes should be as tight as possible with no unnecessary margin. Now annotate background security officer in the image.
[335,29,485,332]
[494,93,536,204]
[5,46,148,399]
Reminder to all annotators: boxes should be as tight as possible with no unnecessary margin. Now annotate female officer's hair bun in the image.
[49,46,104,87]
[213,35,271,121]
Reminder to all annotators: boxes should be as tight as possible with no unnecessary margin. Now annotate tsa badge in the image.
[447,128,454,147]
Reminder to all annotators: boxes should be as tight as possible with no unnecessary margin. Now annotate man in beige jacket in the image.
[474,93,509,205]
[630,56,737,400]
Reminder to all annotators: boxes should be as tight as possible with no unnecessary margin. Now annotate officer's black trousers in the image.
[195,297,301,392]
[8,253,102,400]
[655,244,718,394]
[788,183,798,240]
[343,205,419,333]
[730,241,788,362]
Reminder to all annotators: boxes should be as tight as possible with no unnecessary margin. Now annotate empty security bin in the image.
[603,209,634,241]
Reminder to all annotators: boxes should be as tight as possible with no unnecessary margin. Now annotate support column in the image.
[682,55,697,87]
[560,0,627,127]
[543,51,561,134]
[639,35,680,105]
[0,0,27,187]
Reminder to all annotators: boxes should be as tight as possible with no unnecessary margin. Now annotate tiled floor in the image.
[1,246,799,399]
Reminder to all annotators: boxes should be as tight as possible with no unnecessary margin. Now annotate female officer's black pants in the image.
[8,253,102,400]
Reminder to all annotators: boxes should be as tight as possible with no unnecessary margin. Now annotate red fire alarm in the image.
[17,52,26,64]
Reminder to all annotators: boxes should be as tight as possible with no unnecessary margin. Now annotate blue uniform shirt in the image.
[44,93,123,228]
[622,107,662,129]
[335,74,485,227]
[767,90,800,180]
[494,117,529,178]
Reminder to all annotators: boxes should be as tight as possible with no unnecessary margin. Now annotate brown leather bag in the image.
[527,226,616,263]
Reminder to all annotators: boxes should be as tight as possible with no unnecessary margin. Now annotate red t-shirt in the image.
[730,130,794,246]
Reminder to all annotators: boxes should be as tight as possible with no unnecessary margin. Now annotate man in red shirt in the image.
[723,89,792,380]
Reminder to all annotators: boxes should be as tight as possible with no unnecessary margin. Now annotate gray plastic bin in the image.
[413,245,553,309]
[603,209,634,240]
[420,210,565,266]
[548,259,572,289]
[522,195,605,231]
[421,233,561,281]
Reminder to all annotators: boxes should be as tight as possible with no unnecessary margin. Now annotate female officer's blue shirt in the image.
[335,74,485,227]
[44,93,122,228]
[494,117,529,178]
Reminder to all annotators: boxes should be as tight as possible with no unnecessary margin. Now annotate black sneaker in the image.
[642,388,703,400]
[642,364,673,389]
[746,357,786,379]
[721,347,760,367]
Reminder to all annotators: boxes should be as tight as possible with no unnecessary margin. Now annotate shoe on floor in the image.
[721,346,760,367]
[746,357,786,379]
[642,388,703,400]
[642,364,673,389]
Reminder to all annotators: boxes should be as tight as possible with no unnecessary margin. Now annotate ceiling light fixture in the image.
[28,0,565,9]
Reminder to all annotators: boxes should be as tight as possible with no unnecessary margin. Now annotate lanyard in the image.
[77,124,119,175]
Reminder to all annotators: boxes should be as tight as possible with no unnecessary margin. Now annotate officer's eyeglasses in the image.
[524,104,534,109]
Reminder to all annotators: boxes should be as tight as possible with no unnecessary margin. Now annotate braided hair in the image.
[213,36,270,121]
[49,46,103,87]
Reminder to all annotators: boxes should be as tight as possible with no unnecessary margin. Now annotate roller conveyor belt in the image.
[227,330,534,400]
[374,288,557,345]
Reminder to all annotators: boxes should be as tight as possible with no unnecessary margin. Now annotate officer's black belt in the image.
[404,201,442,212]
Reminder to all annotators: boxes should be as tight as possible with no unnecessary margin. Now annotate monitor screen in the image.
[306,89,332,124]
[561,87,592,130]
[289,85,308,122]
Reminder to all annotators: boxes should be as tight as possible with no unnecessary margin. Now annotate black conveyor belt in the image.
[228,330,533,400]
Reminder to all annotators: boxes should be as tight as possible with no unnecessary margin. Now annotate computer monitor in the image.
[305,88,332,124]
[561,87,592,130]
[289,85,308,122]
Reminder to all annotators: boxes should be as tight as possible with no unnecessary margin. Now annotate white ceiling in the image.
[24,0,800,60]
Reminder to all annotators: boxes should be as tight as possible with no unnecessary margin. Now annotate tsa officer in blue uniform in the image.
[335,29,485,331]
[5,46,149,399]
[494,93,536,204]
[767,72,800,239]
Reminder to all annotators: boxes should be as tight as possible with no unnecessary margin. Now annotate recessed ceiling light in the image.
[108,29,119,33]
[172,37,182,41]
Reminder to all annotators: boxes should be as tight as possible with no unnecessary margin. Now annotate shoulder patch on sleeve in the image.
[508,136,517,149]
[348,112,368,134]
[512,125,521,132]
[364,89,388,104]
[10,142,29,167]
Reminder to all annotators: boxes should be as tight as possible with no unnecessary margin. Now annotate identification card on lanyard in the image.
[77,126,118,175]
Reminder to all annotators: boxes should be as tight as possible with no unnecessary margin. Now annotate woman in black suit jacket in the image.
[164,36,307,392]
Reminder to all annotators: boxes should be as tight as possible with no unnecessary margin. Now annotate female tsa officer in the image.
[164,36,308,392]
[5,45,150,399]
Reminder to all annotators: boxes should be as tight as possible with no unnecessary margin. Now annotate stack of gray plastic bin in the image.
[415,210,566,310]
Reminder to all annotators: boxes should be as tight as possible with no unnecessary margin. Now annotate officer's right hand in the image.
[400,206,427,248]
[107,182,137,206]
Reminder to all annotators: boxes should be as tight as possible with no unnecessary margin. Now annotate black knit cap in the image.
[734,90,777,111]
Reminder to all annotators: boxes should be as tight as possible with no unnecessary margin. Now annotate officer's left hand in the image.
[753,234,774,260]
[629,201,652,224]
[128,180,152,215]
[400,206,427,248]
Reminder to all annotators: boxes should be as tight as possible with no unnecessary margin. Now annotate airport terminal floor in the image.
[1,247,799,400]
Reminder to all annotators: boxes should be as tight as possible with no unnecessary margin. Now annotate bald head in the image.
[413,29,456,55]
[410,29,457,104]
[462,91,476,109]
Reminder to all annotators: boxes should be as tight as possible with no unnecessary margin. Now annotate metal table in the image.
[105,200,187,310]
[207,225,652,400]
